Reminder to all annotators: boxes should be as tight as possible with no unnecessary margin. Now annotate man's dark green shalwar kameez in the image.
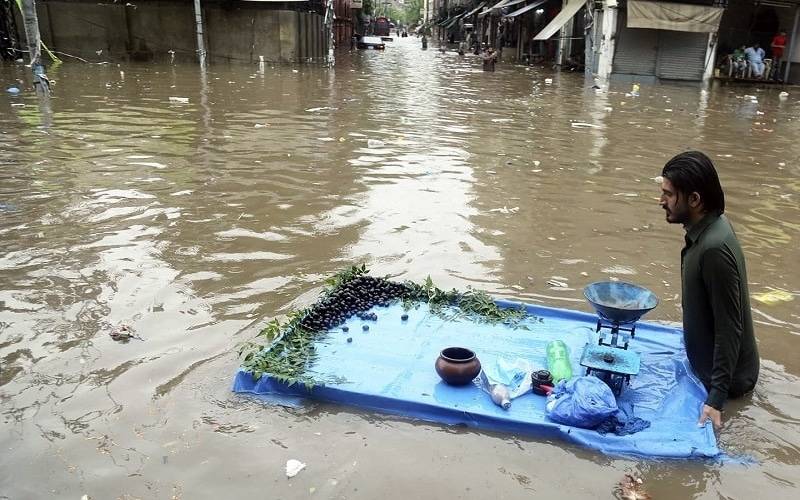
[681,214,759,410]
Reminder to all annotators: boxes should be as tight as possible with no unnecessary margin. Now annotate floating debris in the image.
[108,324,142,342]
[168,96,189,104]
[615,474,651,500]
[601,265,637,276]
[752,289,794,305]
[285,459,306,478]
[571,122,601,129]
[488,206,519,214]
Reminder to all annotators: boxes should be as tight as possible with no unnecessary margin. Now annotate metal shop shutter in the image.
[656,31,708,81]
[613,10,658,77]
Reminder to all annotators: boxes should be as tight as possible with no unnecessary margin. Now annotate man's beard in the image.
[664,205,689,224]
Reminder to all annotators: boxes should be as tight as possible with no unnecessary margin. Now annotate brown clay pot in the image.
[435,347,481,386]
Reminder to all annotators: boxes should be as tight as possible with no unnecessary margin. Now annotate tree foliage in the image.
[402,0,424,26]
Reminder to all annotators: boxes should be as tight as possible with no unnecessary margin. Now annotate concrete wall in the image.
[20,0,326,64]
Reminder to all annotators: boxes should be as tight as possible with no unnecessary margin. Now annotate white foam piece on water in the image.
[601,265,637,275]
[204,251,293,262]
[286,459,306,478]
[570,122,601,129]
[129,161,167,169]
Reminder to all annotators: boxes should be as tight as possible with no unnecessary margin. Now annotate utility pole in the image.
[192,0,207,69]
[19,0,40,65]
[19,0,49,95]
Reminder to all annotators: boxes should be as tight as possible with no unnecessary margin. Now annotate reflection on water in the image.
[1,39,799,498]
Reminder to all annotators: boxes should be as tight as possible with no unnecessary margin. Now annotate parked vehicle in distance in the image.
[374,17,391,37]
[358,36,385,50]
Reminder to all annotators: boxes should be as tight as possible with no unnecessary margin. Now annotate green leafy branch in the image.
[238,266,533,388]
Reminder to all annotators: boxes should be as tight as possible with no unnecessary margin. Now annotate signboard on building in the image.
[352,0,363,8]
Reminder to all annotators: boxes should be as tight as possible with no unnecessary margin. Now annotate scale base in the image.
[584,368,630,396]
[580,343,640,396]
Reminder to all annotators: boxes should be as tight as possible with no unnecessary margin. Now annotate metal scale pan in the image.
[583,281,659,327]
[581,282,658,395]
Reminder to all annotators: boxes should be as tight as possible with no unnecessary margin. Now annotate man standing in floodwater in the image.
[482,47,498,72]
[659,151,759,430]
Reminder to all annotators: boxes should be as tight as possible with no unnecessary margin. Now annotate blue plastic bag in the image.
[545,376,618,428]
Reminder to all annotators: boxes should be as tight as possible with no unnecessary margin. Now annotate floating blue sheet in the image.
[233,300,719,459]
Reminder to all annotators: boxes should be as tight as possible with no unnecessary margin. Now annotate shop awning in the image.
[444,13,467,29]
[462,1,488,19]
[627,0,724,33]
[533,0,585,40]
[504,0,549,18]
[478,0,510,17]
[497,0,529,10]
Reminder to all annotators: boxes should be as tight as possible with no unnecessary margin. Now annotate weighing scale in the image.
[581,281,659,395]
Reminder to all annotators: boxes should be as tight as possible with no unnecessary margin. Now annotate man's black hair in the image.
[662,151,725,216]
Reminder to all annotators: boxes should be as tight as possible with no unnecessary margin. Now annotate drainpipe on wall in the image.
[192,0,207,69]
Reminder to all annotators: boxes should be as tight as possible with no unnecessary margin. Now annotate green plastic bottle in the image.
[546,340,573,383]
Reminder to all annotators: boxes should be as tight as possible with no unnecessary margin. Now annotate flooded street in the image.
[2,37,799,499]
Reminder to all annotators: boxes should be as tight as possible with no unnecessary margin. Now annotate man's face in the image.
[660,177,690,224]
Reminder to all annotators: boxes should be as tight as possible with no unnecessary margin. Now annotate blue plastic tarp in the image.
[233,300,719,459]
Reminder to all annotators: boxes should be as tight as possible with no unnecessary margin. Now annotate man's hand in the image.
[697,404,722,431]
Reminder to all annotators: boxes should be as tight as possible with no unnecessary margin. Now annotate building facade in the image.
[12,0,331,64]
[591,0,799,84]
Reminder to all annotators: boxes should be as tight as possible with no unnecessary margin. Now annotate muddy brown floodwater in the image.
[1,37,799,499]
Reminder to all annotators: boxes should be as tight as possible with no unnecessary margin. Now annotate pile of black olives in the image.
[300,276,408,331]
